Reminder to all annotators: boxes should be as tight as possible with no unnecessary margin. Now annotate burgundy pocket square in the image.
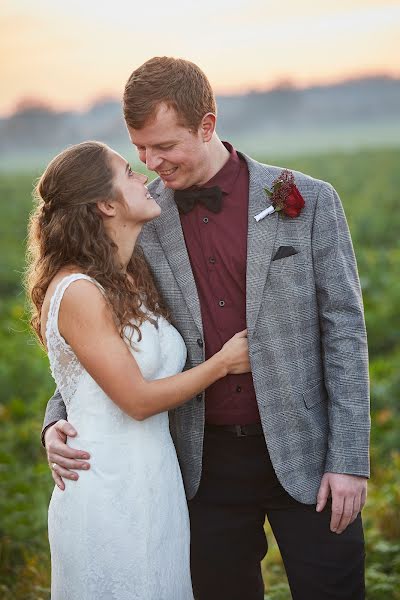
[272,246,298,261]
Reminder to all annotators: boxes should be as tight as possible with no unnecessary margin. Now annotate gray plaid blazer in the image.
[42,153,370,504]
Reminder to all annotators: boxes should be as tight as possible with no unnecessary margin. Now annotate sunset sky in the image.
[1,0,399,116]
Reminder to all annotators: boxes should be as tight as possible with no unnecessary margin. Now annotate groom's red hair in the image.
[123,57,216,131]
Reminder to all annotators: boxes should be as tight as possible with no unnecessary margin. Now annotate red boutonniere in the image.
[254,170,305,222]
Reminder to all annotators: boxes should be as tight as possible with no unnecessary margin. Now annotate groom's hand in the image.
[45,420,91,490]
[316,472,367,534]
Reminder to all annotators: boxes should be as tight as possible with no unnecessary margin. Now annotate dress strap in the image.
[46,273,104,347]
[45,273,105,405]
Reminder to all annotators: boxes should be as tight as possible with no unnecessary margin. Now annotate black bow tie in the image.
[174,186,223,214]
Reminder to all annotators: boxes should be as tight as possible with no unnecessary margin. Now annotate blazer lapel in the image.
[152,184,203,335]
[242,155,279,337]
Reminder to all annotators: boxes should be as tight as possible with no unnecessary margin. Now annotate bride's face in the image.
[108,150,161,225]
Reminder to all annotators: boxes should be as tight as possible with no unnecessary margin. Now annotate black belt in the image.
[205,423,264,437]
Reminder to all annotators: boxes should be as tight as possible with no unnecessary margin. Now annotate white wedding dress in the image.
[46,273,194,600]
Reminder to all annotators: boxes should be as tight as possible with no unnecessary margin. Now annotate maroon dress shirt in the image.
[180,143,260,425]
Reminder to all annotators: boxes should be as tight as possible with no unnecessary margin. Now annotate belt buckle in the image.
[235,425,246,437]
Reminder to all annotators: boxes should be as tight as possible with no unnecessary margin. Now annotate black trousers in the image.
[188,427,365,600]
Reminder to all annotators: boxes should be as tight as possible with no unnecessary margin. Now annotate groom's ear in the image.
[200,113,216,142]
[96,199,117,218]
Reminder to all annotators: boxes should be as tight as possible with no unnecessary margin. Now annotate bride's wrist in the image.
[212,350,229,379]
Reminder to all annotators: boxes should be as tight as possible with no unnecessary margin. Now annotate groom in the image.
[42,57,370,599]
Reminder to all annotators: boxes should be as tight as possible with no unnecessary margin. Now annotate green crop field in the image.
[0,148,399,599]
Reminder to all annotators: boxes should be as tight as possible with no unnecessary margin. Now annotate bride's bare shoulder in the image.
[42,268,85,308]
[40,268,104,344]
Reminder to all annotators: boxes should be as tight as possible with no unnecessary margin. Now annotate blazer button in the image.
[197,338,203,347]
[196,394,202,402]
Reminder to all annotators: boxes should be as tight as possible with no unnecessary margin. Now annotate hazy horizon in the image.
[3,71,398,120]
[1,0,400,116]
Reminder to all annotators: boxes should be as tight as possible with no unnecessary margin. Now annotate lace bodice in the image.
[45,274,95,406]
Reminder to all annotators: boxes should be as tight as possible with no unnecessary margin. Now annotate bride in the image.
[26,141,250,600]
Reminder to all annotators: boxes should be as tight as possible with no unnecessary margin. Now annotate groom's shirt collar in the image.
[201,141,242,195]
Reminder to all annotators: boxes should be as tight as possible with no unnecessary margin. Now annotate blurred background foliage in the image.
[0,148,399,599]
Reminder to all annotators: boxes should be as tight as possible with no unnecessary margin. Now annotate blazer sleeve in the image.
[41,388,67,447]
[311,182,370,477]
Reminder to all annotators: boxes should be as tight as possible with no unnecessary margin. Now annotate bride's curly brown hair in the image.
[25,140,169,346]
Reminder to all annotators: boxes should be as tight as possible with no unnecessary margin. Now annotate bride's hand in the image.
[218,329,250,375]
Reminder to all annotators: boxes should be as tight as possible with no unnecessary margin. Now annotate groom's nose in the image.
[145,149,162,171]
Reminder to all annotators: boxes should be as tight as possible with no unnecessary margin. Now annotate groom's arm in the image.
[311,182,370,533]
[41,388,67,446]
[311,182,370,475]
[42,389,91,490]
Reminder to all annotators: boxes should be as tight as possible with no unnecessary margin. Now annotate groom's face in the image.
[127,103,211,190]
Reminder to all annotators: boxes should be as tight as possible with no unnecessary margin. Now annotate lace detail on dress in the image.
[46,273,104,407]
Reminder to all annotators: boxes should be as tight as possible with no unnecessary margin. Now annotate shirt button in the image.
[196,393,202,402]
[203,217,209,224]
[236,386,242,393]
[197,338,203,347]
[209,257,216,264]
[219,300,225,307]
